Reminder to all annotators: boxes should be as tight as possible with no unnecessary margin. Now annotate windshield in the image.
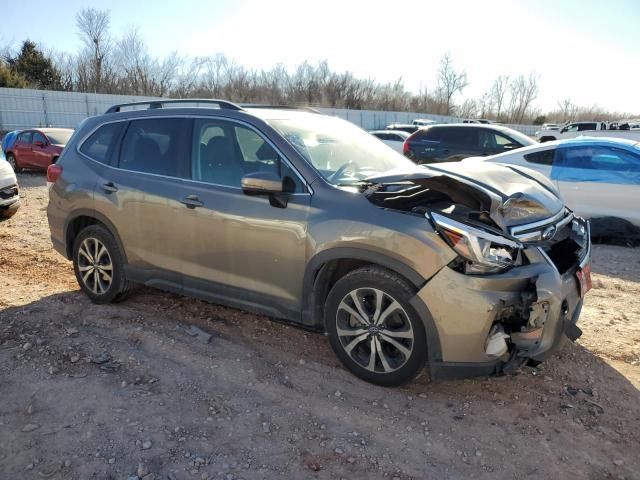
[45,129,74,145]
[267,115,416,185]
[502,128,537,146]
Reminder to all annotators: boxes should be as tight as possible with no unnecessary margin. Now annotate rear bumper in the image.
[412,219,590,380]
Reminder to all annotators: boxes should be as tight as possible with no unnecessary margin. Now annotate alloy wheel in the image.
[335,288,414,373]
[77,237,113,295]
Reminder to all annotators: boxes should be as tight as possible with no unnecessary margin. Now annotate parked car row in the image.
[536,121,640,142]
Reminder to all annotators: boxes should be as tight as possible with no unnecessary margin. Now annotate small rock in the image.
[22,342,33,351]
[21,423,39,432]
[475,451,482,457]
[346,457,356,464]
[70,354,80,363]
[613,459,624,466]
[25,463,34,471]
[299,359,306,365]
[108,458,115,464]
[142,474,155,480]
[335,448,343,454]
[262,422,271,433]
[141,440,152,450]
[334,391,342,397]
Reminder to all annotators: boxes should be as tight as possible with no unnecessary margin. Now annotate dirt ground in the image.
[1,172,639,480]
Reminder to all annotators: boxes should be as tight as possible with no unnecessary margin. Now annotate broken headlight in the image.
[430,212,524,274]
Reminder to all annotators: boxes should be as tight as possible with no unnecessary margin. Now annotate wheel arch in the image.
[301,248,443,373]
[64,209,127,263]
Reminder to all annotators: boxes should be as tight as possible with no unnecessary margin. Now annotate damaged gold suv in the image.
[47,100,591,386]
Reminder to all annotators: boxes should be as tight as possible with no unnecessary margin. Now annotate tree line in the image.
[0,8,635,125]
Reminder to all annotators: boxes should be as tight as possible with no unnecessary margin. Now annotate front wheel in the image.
[325,266,428,386]
[72,224,132,304]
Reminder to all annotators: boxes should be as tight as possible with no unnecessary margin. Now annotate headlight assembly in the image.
[430,212,524,274]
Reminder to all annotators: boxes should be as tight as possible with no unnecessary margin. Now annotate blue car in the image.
[470,137,640,227]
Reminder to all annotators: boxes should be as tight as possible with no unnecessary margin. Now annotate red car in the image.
[6,128,74,172]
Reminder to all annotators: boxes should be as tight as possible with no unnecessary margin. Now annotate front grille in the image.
[0,185,18,200]
[541,217,589,274]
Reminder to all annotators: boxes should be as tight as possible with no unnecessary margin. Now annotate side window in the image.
[415,128,441,142]
[557,146,640,172]
[578,123,597,132]
[33,132,47,144]
[564,124,579,132]
[119,118,190,177]
[524,149,555,165]
[80,122,124,164]
[20,132,33,144]
[445,128,478,147]
[191,119,304,192]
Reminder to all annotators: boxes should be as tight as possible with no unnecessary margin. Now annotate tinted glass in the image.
[478,130,519,149]
[413,128,442,142]
[20,132,33,144]
[192,119,304,192]
[558,146,640,172]
[577,123,597,132]
[440,127,478,146]
[33,132,47,144]
[80,122,124,164]
[119,118,190,177]
[524,148,555,165]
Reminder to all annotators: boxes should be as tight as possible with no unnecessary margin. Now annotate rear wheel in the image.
[325,266,428,386]
[72,225,133,303]
[6,153,21,172]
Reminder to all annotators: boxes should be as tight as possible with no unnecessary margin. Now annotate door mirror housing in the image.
[34,140,45,148]
[241,171,283,194]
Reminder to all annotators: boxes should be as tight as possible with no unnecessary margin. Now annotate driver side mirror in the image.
[560,127,568,134]
[241,171,283,194]
[241,171,290,208]
[34,140,45,148]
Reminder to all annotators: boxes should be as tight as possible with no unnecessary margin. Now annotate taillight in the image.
[47,164,63,184]
[402,140,410,155]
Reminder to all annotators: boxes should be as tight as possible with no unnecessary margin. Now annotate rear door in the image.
[478,129,524,156]
[31,132,51,169]
[178,117,311,318]
[14,131,34,167]
[551,144,640,223]
[438,127,480,161]
[92,117,193,291]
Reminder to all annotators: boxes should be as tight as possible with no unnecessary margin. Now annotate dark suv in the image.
[47,100,590,386]
[403,124,536,163]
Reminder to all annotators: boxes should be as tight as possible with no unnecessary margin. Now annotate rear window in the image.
[119,118,190,177]
[412,127,442,142]
[80,122,124,164]
[524,148,555,165]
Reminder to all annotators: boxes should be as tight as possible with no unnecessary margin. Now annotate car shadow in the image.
[1,289,639,478]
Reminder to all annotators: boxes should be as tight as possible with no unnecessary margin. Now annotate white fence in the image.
[0,87,538,135]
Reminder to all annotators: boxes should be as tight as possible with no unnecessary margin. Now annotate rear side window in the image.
[80,122,124,164]
[440,127,478,146]
[524,148,555,165]
[412,128,441,142]
[119,118,190,177]
[19,132,33,144]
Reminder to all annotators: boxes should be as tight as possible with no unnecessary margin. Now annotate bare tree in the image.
[435,53,468,115]
[507,73,539,123]
[76,8,112,93]
[489,75,510,120]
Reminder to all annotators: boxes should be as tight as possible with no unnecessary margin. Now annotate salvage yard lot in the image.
[1,173,639,480]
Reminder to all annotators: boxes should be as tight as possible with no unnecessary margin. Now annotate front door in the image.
[551,144,640,224]
[179,118,311,319]
[14,131,34,168]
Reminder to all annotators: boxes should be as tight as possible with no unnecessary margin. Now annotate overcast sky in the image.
[3,0,639,112]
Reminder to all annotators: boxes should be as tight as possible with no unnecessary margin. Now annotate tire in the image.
[72,224,133,304]
[324,266,428,387]
[6,153,21,173]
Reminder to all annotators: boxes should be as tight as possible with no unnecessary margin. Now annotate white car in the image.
[0,148,20,218]
[369,130,410,153]
[465,137,640,226]
[536,121,640,142]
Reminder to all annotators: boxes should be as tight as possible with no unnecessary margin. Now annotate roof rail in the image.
[105,99,243,114]
[240,104,323,114]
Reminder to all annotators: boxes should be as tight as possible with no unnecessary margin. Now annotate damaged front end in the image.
[360,164,591,378]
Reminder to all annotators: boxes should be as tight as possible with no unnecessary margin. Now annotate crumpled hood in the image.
[363,161,564,231]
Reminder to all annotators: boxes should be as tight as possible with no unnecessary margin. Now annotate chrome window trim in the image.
[76,114,313,195]
[509,208,568,237]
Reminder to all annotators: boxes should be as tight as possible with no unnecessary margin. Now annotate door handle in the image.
[180,195,204,209]
[101,182,118,193]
